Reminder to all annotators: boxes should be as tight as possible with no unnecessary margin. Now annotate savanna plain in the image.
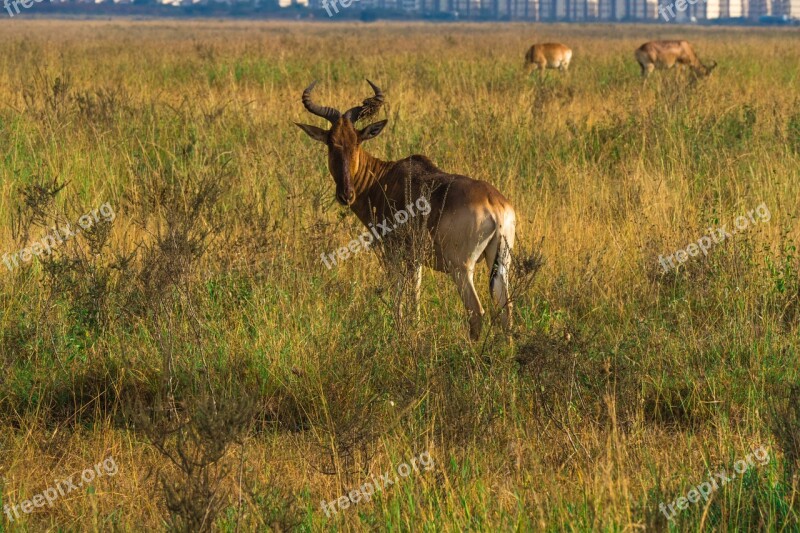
[0,19,799,532]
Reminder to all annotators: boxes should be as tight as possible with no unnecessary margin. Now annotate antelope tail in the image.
[487,208,515,330]
[489,235,512,308]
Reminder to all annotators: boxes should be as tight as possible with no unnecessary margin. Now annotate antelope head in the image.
[693,59,718,78]
[295,80,388,206]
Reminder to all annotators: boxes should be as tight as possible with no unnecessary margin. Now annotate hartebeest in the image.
[525,43,572,73]
[635,40,717,79]
[295,80,516,340]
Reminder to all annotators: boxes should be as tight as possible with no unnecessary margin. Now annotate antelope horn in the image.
[302,81,341,124]
[344,79,385,123]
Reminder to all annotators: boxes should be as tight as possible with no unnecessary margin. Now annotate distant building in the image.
[343,0,800,19]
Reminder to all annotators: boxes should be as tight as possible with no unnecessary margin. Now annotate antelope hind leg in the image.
[452,265,484,341]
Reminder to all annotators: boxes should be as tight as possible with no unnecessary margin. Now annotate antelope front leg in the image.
[412,263,422,321]
[394,263,422,324]
[394,275,404,324]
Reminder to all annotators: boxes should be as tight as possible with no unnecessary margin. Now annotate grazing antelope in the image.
[525,43,572,73]
[635,40,717,79]
[295,80,516,341]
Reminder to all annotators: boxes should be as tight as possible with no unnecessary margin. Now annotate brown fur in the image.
[635,40,717,78]
[525,43,572,72]
[296,82,516,340]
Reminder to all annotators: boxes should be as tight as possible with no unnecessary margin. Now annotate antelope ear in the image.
[358,120,388,142]
[295,123,328,143]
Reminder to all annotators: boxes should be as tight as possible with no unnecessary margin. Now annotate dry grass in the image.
[0,19,799,531]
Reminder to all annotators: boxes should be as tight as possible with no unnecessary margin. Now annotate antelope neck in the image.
[349,150,394,217]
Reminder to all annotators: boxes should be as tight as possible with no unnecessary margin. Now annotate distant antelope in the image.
[635,40,717,79]
[296,80,516,340]
[525,43,572,73]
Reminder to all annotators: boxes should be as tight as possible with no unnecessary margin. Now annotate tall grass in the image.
[0,20,799,531]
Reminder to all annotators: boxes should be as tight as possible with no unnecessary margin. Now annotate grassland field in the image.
[0,19,800,532]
